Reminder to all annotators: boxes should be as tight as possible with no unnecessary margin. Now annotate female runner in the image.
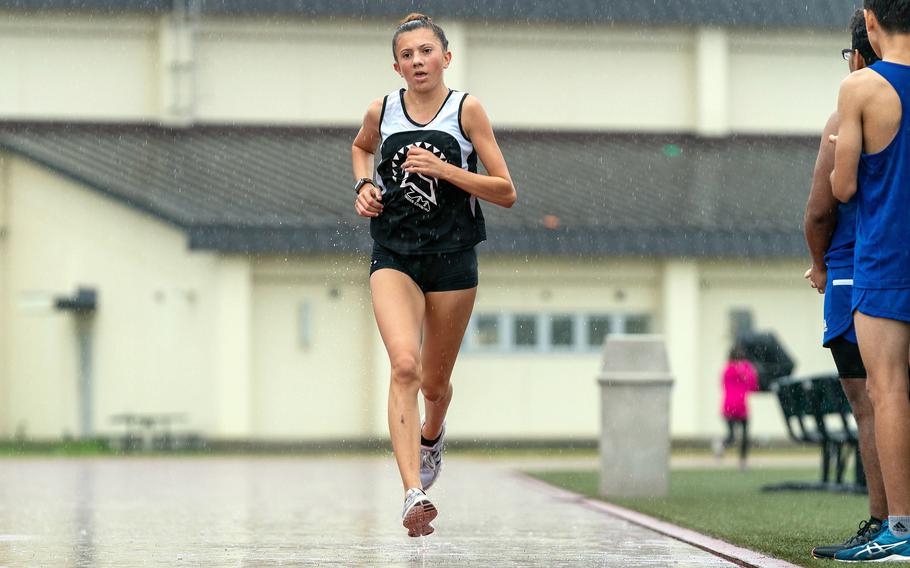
[351,13,516,537]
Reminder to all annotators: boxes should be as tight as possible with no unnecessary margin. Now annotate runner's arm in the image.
[803,112,840,289]
[831,76,865,203]
[404,96,516,208]
[352,99,384,218]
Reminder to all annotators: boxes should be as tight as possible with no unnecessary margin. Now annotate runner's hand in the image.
[804,265,826,294]
[402,147,452,179]
[355,184,383,218]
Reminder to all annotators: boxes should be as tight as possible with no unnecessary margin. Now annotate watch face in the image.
[355,178,374,194]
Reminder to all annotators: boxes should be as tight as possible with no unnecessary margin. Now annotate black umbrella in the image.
[737,332,795,391]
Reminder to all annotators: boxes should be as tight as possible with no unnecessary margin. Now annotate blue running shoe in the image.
[834,522,910,562]
[812,518,886,559]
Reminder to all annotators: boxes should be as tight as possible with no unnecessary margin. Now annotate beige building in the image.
[0,1,858,443]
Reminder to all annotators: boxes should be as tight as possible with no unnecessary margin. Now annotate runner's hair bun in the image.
[392,13,447,59]
[400,13,432,25]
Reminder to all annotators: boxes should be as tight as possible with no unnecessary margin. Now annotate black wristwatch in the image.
[354,178,375,195]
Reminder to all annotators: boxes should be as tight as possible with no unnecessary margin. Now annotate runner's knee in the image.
[390,355,421,386]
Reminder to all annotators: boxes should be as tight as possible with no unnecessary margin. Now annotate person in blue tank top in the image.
[351,13,516,538]
[804,10,887,560]
[830,0,910,562]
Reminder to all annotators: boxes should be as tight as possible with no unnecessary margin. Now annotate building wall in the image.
[249,257,376,440]
[243,252,832,441]
[452,256,660,439]
[728,31,846,134]
[0,154,9,436]
[0,13,160,122]
[2,155,224,438]
[2,156,833,441]
[0,12,845,134]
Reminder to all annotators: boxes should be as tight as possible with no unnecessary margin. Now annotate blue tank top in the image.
[855,61,910,289]
[825,199,857,270]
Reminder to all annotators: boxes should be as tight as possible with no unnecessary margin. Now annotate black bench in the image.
[764,374,866,493]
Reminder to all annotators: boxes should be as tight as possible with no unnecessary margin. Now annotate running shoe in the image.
[812,518,884,559]
[402,487,437,537]
[834,522,910,562]
[420,421,446,491]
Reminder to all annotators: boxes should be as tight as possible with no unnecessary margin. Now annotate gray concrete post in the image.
[598,335,674,497]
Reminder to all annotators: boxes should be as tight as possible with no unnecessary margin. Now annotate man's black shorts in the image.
[369,242,478,293]
[827,335,867,379]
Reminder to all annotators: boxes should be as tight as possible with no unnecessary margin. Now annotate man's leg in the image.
[840,378,888,519]
[855,312,910,517]
[812,337,888,559]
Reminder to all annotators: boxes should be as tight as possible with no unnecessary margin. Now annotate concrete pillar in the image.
[214,257,252,438]
[662,260,700,437]
[695,27,729,137]
[157,3,198,127]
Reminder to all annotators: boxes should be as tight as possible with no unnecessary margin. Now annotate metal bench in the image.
[763,374,865,493]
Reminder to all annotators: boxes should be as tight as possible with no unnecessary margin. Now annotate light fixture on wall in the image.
[54,287,97,313]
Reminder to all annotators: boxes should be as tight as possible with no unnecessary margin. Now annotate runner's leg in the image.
[371,269,426,492]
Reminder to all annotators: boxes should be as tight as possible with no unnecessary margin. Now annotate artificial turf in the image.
[529,468,870,568]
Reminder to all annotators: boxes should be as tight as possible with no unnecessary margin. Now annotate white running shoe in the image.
[420,422,446,491]
[402,487,437,537]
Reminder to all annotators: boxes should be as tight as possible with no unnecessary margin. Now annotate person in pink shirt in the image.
[718,343,759,469]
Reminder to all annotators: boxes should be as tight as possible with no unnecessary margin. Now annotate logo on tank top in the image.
[391,142,448,212]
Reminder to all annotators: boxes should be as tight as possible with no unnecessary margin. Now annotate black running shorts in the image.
[369,242,478,293]
[827,335,867,379]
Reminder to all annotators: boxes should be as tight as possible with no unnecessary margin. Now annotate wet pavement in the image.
[0,456,739,567]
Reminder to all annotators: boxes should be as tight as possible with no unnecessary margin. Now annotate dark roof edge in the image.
[0,1,855,30]
[0,139,189,232]
[0,121,820,145]
[188,226,807,259]
[0,0,169,12]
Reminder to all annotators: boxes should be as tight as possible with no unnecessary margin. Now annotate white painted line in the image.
[517,473,800,568]
[832,279,854,286]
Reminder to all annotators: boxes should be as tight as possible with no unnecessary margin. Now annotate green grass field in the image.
[530,468,870,568]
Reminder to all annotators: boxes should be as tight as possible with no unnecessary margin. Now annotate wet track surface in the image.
[0,456,736,567]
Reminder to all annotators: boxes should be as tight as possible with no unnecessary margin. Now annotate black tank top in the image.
[371,88,486,254]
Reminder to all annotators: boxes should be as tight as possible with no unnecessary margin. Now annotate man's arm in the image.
[831,74,866,203]
[803,112,840,293]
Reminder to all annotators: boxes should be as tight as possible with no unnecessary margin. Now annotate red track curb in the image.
[518,473,801,568]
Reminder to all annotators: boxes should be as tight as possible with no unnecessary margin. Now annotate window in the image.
[730,309,754,339]
[550,315,574,347]
[587,315,612,348]
[513,315,538,347]
[464,311,654,354]
[625,314,652,334]
[472,314,501,348]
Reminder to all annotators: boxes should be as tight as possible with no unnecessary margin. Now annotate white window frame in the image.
[463,311,653,354]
